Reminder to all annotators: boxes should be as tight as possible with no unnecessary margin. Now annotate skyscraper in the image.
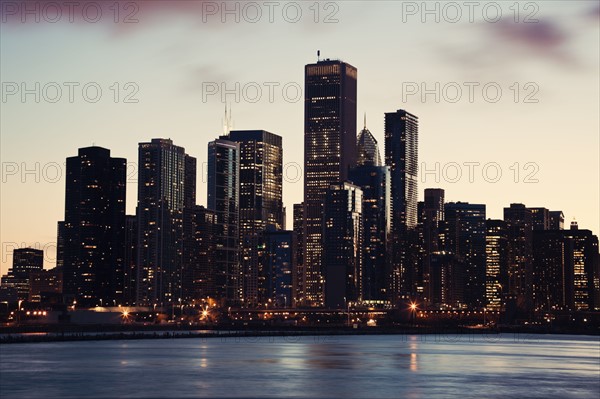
[563,225,599,311]
[485,219,509,310]
[532,226,599,311]
[323,182,363,309]
[123,215,137,305]
[303,59,357,306]
[385,109,419,300]
[182,205,216,301]
[356,116,381,167]
[532,229,571,311]
[503,203,533,311]
[136,139,195,306]
[56,221,65,270]
[207,138,241,304]
[349,164,390,303]
[1,248,44,301]
[262,227,294,308]
[228,130,283,307]
[422,188,445,305]
[292,203,304,307]
[444,202,487,309]
[62,146,126,307]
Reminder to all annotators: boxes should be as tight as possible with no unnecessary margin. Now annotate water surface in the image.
[1,334,598,398]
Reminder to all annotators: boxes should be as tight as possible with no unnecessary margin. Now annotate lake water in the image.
[1,334,598,398]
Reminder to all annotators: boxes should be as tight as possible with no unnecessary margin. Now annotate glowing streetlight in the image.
[121,309,130,323]
[409,302,418,324]
[17,299,24,325]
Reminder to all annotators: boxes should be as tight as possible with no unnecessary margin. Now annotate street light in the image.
[17,299,24,325]
[409,302,418,324]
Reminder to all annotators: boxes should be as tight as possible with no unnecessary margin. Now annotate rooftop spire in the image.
[222,104,233,136]
[364,112,367,130]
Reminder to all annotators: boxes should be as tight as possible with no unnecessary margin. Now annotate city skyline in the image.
[2,103,599,273]
[1,3,598,398]
[2,2,599,276]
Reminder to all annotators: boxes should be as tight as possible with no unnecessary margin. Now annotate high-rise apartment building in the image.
[228,130,283,307]
[207,138,241,304]
[385,109,418,300]
[136,139,195,306]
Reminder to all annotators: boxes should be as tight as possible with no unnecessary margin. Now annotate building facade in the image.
[384,109,419,300]
[1,248,44,301]
[136,139,195,306]
[228,130,283,307]
[303,59,357,306]
[63,146,126,307]
[349,164,390,303]
[444,202,486,309]
[207,138,241,305]
[485,219,509,310]
[323,182,363,309]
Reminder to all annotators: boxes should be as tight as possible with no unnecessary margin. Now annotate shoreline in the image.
[1,324,598,344]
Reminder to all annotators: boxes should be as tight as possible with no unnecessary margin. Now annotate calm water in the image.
[1,334,598,398]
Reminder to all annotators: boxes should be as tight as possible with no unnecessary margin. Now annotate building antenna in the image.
[364,112,367,130]
[223,103,234,136]
[317,50,320,62]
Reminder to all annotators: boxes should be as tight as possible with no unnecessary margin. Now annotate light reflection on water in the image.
[1,334,598,398]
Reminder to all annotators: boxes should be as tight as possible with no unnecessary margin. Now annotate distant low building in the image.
[29,268,63,302]
[1,248,44,301]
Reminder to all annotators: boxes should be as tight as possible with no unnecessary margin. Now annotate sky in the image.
[1,0,599,273]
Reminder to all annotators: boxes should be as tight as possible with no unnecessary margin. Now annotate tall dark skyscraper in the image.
[228,130,283,307]
[182,205,216,301]
[136,139,195,306]
[385,109,418,299]
[56,221,65,270]
[262,227,294,308]
[349,164,390,302]
[207,138,241,304]
[123,215,137,305]
[563,224,599,311]
[422,188,445,305]
[323,182,363,309]
[292,203,304,307]
[63,146,126,307]
[303,59,357,306]
[444,202,487,308]
[532,229,571,311]
[503,203,533,311]
[486,219,509,310]
[0,248,44,300]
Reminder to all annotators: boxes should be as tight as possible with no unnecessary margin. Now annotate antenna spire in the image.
[364,112,367,130]
[223,104,233,136]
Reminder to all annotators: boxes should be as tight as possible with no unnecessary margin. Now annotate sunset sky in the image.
[1,0,598,273]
